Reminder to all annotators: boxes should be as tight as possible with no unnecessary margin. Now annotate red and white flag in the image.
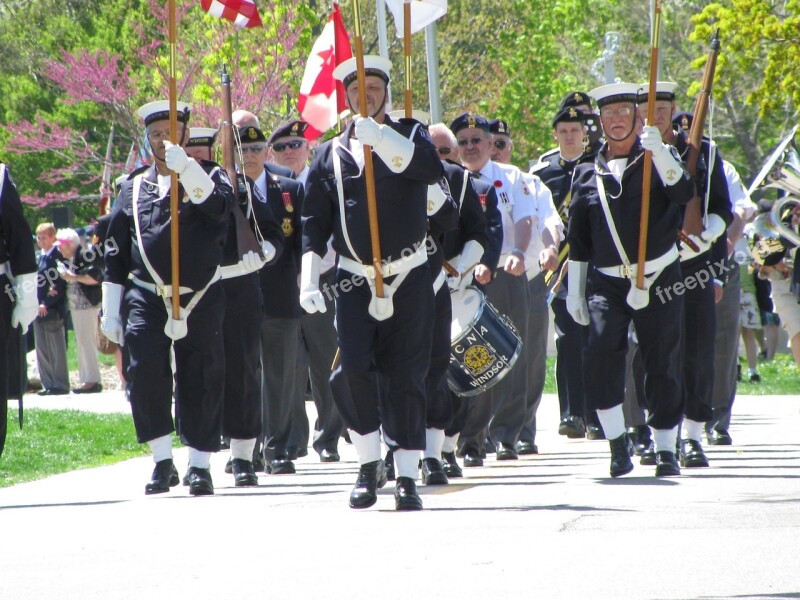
[297,3,352,140]
[384,0,447,37]
[200,0,262,29]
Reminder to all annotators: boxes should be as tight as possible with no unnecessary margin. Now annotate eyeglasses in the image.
[240,145,265,154]
[437,147,452,156]
[147,130,171,142]
[457,137,485,147]
[493,139,510,150]
[272,140,306,152]
[599,106,633,119]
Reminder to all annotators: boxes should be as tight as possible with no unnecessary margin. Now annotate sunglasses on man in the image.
[437,147,452,156]
[271,140,306,152]
[493,139,510,150]
[240,145,265,154]
[457,137,485,147]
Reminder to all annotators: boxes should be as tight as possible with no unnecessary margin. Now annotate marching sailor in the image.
[567,83,694,477]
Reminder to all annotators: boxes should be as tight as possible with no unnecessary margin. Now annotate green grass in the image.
[736,353,800,395]
[66,329,116,372]
[0,409,152,488]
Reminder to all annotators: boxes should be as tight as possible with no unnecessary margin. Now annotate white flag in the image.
[384,0,447,37]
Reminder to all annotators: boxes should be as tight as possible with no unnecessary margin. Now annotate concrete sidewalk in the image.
[1,392,799,600]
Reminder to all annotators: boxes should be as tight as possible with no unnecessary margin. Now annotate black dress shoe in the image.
[319,449,340,463]
[516,440,538,455]
[37,388,70,396]
[421,457,449,485]
[631,425,652,456]
[349,460,388,509]
[495,442,518,460]
[586,424,606,440]
[385,449,396,481]
[72,382,103,394]
[679,439,710,468]
[144,459,180,495]
[441,451,463,478]
[608,433,634,477]
[639,441,656,466]
[558,416,586,439]
[394,477,423,511]
[186,467,214,495]
[252,455,266,473]
[463,448,483,467]
[267,458,296,474]
[655,451,681,477]
[231,458,259,487]
[707,428,732,446]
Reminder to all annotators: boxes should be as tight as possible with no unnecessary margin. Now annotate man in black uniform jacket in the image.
[102,100,234,495]
[530,106,596,440]
[637,84,732,468]
[0,163,38,456]
[567,83,694,477]
[301,55,448,510]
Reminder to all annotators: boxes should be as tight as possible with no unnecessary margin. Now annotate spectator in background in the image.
[55,228,103,393]
[739,263,763,383]
[34,222,69,396]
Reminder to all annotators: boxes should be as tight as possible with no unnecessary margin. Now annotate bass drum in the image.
[447,287,523,397]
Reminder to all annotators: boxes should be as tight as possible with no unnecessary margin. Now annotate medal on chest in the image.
[282,191,294,213]
[282,217,294,237]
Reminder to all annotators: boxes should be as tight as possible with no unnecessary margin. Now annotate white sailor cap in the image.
[637,81,679,102]
[589,83,640,108]
[187,127,218,147]
[387,109,430,124]
[333,55,392,88]
[137,100,192,126]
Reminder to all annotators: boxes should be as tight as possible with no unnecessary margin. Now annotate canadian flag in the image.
[384,0,447,37]
[297,3,352,140]
[199,0,262,29]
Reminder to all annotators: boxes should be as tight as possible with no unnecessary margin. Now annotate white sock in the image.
[747,368,758,376]
[424,428,445,459]
[442,433,459,454]
[187,447,211,469]
[349,429,382,464]
[596,406,626,440]
[653,426,679,453]
[682,419,705,443]
[394,449,421,480]
[147,434,172,463]
[230,438,257,461]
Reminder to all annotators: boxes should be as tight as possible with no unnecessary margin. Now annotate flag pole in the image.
[636,0,662,291]
[352,0,384,298]
[167,0,181,319]
[403,0,412,118]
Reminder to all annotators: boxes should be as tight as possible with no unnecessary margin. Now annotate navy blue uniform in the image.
[568,141,693,431]
[256,169,305,463]
[0,165,37,456]
[673,131,733,425]
[105,162,234,451]
[302,117,443,450]
[220,176,284,443]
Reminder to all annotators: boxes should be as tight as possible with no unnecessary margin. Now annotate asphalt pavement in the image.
[1,390,799,600]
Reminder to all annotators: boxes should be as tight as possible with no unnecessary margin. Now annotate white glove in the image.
[702,213,727,243]
[679,234,711,261]
[100,282,125,346]
[641,125,682,186]
[242,250,265,272]
[299,251,327,314]
[261,240,277,264]
[354,116,415,173]
[11,273,38,332]
[164,141,190,174]
[165,142,214,204]
[448,240,484,291]
[566,260,590,326]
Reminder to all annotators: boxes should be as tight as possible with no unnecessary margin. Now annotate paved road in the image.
[1,391,798,600]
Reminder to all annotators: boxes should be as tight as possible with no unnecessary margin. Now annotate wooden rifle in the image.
[680,29,722,249]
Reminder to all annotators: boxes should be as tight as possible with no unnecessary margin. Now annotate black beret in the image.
[488,118,510,136]
[673,111,693,132]
[560,91,593,111]
[449,112,490,135]
[552,106,585,128]
[269,120,309,144]
[238,125,266,143]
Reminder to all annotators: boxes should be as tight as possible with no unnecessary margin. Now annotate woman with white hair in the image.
[55,228,103,393]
